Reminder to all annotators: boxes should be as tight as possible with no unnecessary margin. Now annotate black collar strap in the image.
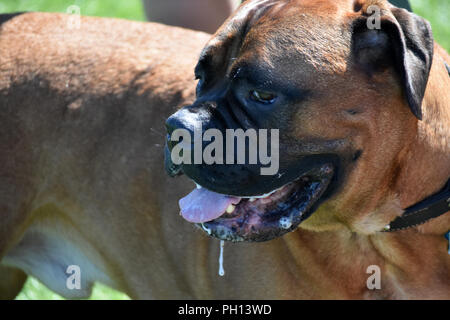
[384,179,450,232]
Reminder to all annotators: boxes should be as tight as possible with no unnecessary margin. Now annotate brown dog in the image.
[0,0,449,300]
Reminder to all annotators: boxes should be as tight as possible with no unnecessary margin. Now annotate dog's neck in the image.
[394,47,450,217]
[319,46,450,236]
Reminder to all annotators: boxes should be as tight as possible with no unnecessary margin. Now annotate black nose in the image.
[165,118,178,152]
[165,113,182,138]
[165,110,191,176]
[166,107,199,134]
[166,110,190,152]
[166,106,204,148]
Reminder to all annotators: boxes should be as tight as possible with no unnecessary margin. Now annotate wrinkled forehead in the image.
[198,0,354,76]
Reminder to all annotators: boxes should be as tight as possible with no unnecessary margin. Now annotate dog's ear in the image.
[352,7,434,120]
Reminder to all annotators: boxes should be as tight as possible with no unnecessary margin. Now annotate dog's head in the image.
[164,0,434,241]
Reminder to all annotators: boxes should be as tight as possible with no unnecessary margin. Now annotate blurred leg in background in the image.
[143,0,238,34]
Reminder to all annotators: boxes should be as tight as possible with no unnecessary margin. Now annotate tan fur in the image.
[0,0,449,299]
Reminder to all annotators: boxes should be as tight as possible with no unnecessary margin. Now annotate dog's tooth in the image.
[249,198,256,202]
[263,192,274,199]
[226,204,235,214]
[279,217,292,230]
[196,183,202,189]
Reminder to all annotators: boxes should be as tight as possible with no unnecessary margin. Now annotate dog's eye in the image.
[249,90,277,104]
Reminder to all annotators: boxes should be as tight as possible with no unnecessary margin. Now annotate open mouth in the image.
[178,164,334,242]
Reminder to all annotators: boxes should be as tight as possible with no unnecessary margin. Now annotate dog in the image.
[1,0,449,300]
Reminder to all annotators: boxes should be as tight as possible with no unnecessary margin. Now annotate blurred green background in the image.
[0,0,448,300]
[0,0,448,50]
[0,0,146,21]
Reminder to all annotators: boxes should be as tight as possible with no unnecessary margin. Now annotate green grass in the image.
[15,277,130,300]
[0,0,145,21]
[0,0,447,301]
[410,0,450,51]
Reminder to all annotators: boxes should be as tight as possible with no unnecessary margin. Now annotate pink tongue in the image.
[179,188,241,223]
